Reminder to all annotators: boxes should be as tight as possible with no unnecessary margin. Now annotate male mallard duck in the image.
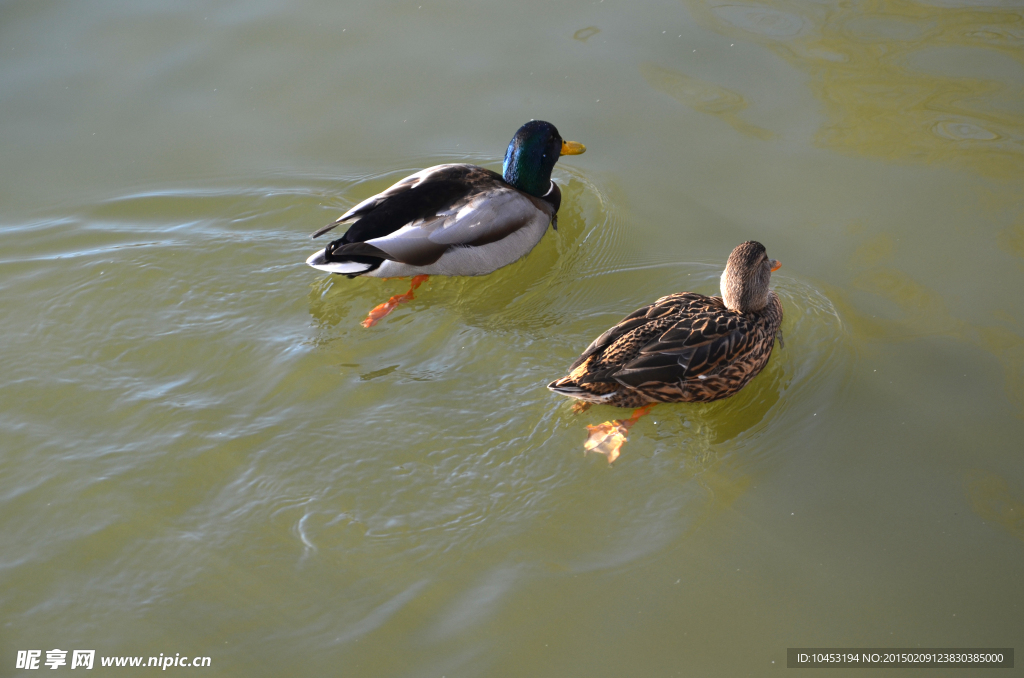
[547,241,783,462]
[306,120,585,326]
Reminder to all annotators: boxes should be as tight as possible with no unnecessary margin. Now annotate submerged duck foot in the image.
[361,275,430,328]
[583,403,656,464]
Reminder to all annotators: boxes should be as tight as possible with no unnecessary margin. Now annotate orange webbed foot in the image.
[361,275,429,328]
[583,404,656,464]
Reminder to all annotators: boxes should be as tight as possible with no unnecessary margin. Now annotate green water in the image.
[2,0,1023,675]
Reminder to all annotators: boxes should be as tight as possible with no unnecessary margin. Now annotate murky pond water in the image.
[2,0,1022,675]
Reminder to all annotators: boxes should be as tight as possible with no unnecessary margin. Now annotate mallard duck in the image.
[547,241,783,461]
[306,120,585,326]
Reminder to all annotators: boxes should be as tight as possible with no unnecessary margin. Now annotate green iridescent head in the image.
[502,121,585,197]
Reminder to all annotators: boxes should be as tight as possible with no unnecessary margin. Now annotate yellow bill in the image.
[560,140,586,156]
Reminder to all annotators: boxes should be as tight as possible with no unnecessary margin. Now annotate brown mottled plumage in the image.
[548,241,783,408]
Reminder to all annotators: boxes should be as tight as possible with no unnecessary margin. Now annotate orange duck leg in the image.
[583,403,656,464]
[361,275,430,328]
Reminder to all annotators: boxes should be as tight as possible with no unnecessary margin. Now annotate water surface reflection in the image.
[684,0,1024,176]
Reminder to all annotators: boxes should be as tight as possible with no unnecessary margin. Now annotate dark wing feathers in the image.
[611,352,686,386]
[577,292,759,389]
[313,165,506,246]
[568,308,653,371]
[571,293,710,371]
[311,193,392,239]
[343,172,490,245]
[311,220,346,240]
[566,293,695,371]
[325,240,392,261]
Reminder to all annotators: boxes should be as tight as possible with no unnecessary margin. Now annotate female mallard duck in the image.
[306,120,585,326]
[548,241,783,461]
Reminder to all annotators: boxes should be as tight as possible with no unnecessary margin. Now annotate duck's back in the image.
[550,291,782,406]
[310,164,559,277]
